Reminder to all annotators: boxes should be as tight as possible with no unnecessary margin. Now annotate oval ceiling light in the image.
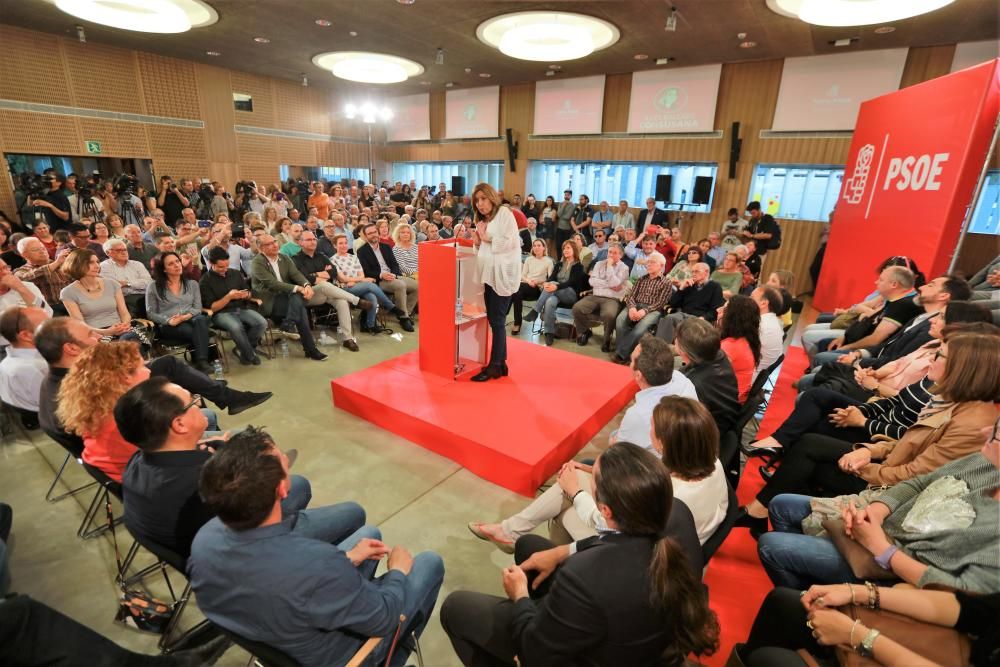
[51,0,218,33]
[312,51,424,84]
[766,0,955,27]
[477,11,619,62]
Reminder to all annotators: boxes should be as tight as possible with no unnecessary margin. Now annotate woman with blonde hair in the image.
[523,240,587,346]
[56,342,149,482]
[510,239,554,335]
[262,203,281,230]
[391,223,419,281]
[470,182,520,381]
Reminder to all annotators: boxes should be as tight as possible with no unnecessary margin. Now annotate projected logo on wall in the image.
[655,87,687,111]
[633,85,700,131]
[463,105,477,121]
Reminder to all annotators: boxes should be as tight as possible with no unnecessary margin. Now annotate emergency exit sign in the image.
[85,140,101,154]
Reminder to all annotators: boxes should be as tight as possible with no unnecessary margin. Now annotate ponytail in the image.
[649,536,719,666]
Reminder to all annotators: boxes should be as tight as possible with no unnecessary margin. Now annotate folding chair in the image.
[42,430,97,503]
[77,463,123,539]
[700,481,740,564]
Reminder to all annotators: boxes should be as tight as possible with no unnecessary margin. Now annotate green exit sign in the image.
[85,140,101,154]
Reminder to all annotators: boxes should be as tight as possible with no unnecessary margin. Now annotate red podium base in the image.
[331,338,638,496]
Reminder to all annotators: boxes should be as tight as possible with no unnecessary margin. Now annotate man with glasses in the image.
[60,222,107,260]
[99,238,153,318]
[114,378,319,560]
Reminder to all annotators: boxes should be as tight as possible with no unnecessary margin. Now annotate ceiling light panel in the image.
[767,0,956,27]
[313,51,424,84]
[52,0,217,33]
[477,11,619,62]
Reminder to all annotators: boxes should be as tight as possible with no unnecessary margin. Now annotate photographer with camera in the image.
[156,175,190,226]
[209,182,234,219]
[235,180,270,216]
[67,178,104,224]
[31,173,71,232]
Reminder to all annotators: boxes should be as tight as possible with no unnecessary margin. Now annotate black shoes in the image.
[343,339,360,352]
[306,349,328,361]
[600,338,613,353]
[399,317,415,332]
[523,310,538,323]
[576,330,591,346]
[227,390,273,416]
[612,354,629,364]
[544,334,555,346]
[0,503,11,542]
[194,360,214,375]
[471,364,508,382]
[734,507,769,541]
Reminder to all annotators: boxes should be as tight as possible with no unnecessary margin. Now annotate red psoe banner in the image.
[815,59,999,311]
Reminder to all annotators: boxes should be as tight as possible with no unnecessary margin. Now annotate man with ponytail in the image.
[441,441,720,666]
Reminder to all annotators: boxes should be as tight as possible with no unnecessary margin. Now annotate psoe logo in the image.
[843,143,875,205]
[463,104,477,121]
[655,86,687,112]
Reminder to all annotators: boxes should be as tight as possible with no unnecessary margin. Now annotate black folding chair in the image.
[77,462,123,539]
[41,429,97,503]
[216,627,300,667]
[701,481,740,565]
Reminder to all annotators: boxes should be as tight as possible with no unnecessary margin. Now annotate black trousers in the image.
[484,284,511,369]
[740,587,834,667]
[757,434,866,505]
[772,388,869,449]
[510,283,541,326]
[440,535,555,667]
[271,292,319,354]
[147,354,236,410]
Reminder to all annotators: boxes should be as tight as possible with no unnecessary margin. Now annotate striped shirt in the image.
[857,376,933,440]
[392,244,418,276]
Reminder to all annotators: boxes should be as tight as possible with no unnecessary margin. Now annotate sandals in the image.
[467,522,515,554]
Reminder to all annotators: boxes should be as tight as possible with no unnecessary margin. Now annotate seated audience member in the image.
[720,207,747,251]
[188,428,444,667]
[467,338,696,549]
[357,223,416,332]
[444,442,719,667]
[0,306,49,419]
[613,251,671,362]
[330,235,397,335]
[61,222,107,261]
[967,252,999,303]
[766,270,796,327]
[666,246,705,284]
[742,239,762,279]
[0,258,52,329]
[56,342,148,482]
[523,241,587,346]
[59,249,137,342]
[376,218,394,247]
[711,252,745,298]
[732,244,757,291]
[695,239,716,272]
[115,378,309,558]
[123,223,158,269]
[0,227,24,271]
[32,221,57,259]
[200,222,256,274]
[439,215,455,239]
[571,232,593,269]
[510,239,553,335]
[99,238,152,317]
[655,262,724,344]
[572,242,629,351]
[623,229,659,280]
[279,223,304,257]
[737,585,1000,667]
[716,295,762,403]
[13,237,69,314]
[390,223,419,281]
[518,217,538,253]
[200,246,266,365]
[250,235,327,361]
[293,231,371,352]
[738,330,1000,533]
[146,251,213,374]
[751,285,786,378]
[757,425,1000,592]
[152,232,200,281]
[704,232,726,268]
[675,318,741,434]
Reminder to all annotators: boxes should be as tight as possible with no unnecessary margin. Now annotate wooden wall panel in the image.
[195,64,238,164]
[273,80,313,133]
[278,137,317,166]
[0,110,83,154]
[429,92,446,141]
[238,163,281,189]
[151,159,212,183]
[77,119,151,157]
[146,126,208,162]
[136,52,202,120]
[62,41,145,114]
[602,73,631,133]
[231,71,276,128]
[900,45,957,89]
[235,133,279,164]
[0,26,72,106]
[500,83,534,195]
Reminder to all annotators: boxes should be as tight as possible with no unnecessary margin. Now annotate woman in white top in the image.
[510,239,554,334]
[468,395,728,552]
[391,224,419,279]
[471,182,521,382]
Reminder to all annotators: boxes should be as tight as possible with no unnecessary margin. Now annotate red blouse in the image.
[81,414,137,483]
[721,337,755,403]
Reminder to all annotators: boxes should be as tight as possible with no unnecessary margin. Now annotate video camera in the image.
[235,180,256,197]
[17,172,49,198]
[114,173,139,197]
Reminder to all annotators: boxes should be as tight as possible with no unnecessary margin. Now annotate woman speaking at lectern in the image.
[471,182,521,382]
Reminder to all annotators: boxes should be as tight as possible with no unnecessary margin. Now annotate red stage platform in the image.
[331,338,638,496]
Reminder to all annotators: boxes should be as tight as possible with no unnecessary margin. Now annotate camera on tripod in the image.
[17,172,48,198]
[114,173,139,197]
[235,180,257,197]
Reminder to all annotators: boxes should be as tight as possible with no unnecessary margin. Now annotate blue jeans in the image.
[281,475,313,516]
[533,288,578,334]
[812,349,852,367]
[485,284,511,368]
[337,527,445,667]
[159,313,212,362]
[213,309,267,361]
[201,408,218,432]
[345,282,395,328]
[289,500,366,545]
[757,494,858,589]
[615,308,662,359]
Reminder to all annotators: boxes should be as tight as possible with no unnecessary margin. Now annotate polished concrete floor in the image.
[0,321,625,666]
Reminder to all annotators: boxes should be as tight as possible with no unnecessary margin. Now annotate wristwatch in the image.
[858,628,881,657]
[875,545,898,570]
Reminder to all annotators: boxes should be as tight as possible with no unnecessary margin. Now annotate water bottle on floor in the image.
[212,359,224,380]
[279,339,289,358]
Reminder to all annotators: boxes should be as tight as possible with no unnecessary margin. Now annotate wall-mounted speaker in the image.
[729,121,742,180]
[692,176,713,205]
[655,174,673,202]
[506,128,518,173]
[451,175,466,198]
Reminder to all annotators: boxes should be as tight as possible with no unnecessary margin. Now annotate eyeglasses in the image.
[181,394,203,412]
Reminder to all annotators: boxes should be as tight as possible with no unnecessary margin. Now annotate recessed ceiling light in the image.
[420,81,431,85]
[206,50,220,56]
[766,0,955,27]
[479,73,491,78]
[739,41,757,48]
[545,70,555,76]
[547,64,562,70]
[312,51,425,84]
[464,67,472,73]
[53,0,218,33]
[254,37,270,43]
[477,11,619,62]
[315,19,331,27]
[873,25,896,33]
[445,82,455,88]
[349,31,358,37]
[397,0,416,4]
[634,54,649,60]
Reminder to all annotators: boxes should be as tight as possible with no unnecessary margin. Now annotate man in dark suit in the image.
[356,222,416,332]
[635,197,668,231]
[249,234,327,361]
[655,262,725,343]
